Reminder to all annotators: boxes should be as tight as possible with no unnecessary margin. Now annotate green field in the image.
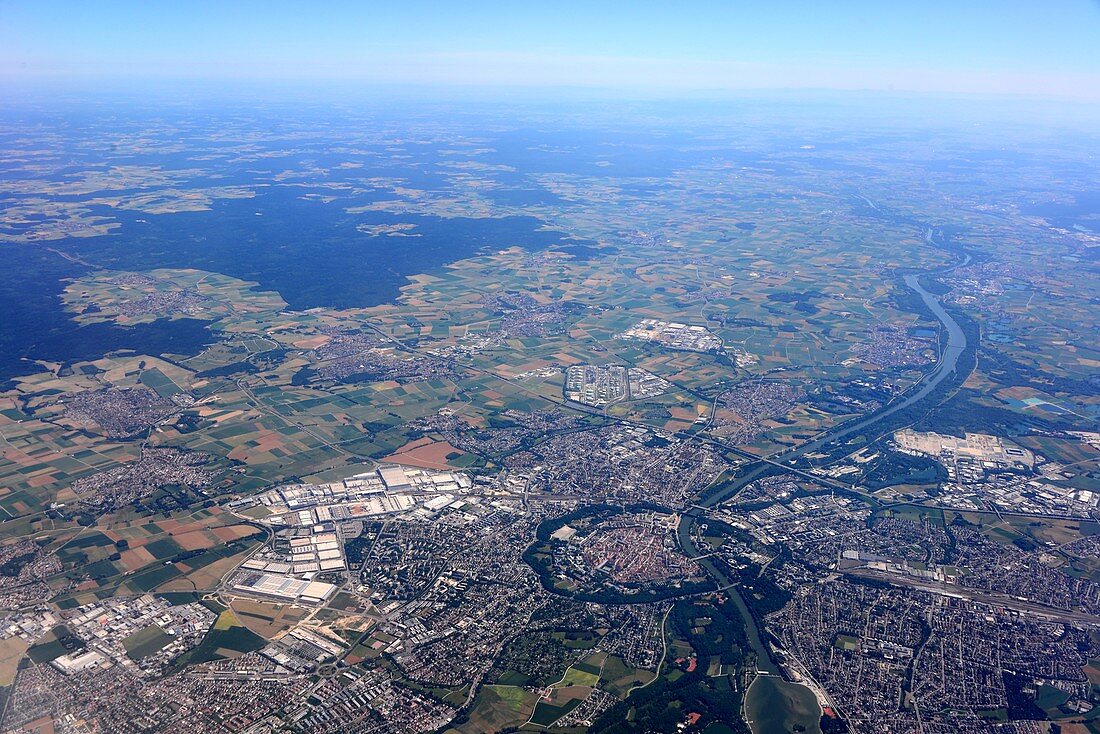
[123,624,173,660]
[176,609,265,665]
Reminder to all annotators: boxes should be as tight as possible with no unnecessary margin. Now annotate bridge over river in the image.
[677,249,972,734]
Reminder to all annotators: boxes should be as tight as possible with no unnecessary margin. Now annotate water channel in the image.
[677,255,971,733]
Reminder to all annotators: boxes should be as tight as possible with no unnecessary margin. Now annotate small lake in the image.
[743,674,822,734]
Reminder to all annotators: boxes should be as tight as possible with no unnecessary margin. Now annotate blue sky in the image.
[2,1,1099,98]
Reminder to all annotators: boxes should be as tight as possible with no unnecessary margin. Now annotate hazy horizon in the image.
[3,0,1099,100]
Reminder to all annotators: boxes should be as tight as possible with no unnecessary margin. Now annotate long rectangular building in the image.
[232,571,337,605]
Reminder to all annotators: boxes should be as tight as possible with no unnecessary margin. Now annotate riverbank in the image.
[743,674,822,734]
[676,242,975,732]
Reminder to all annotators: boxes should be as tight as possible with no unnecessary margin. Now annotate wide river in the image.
[677,257,971,733]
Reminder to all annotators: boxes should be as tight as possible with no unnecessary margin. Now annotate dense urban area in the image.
[0,94,1097,734]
